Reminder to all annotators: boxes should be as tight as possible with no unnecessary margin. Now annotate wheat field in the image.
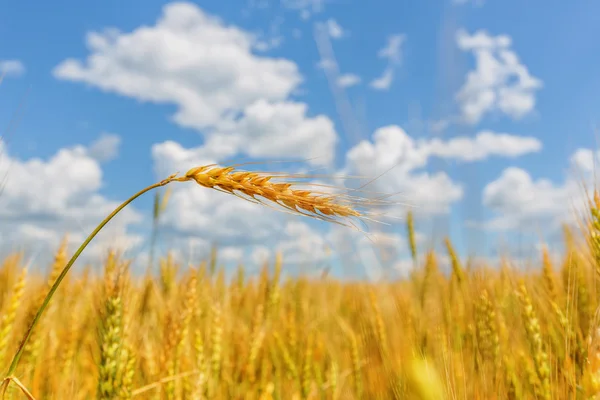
[1,170,600,399]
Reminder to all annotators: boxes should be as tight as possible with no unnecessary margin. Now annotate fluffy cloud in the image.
[342,126,541,215]
[54,3,300,130]
[0,60,25,78]
[53,2,337,165]
[370,34,406,91]
[343,132,461,214]
[152,103,336,172]
[570,148,600,173]
[213,99,337,165]
[152,141,223,177]
[456,29,542,124]
[425,131,541,161]
[481,149,597,232]
[0,136,142,263]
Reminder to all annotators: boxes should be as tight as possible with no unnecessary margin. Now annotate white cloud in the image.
[152,100,337,169]
[341,126,540,216]
[54,2,338,166]
[370,34,406,91]
[569,148,600,173]
[87,132,121,162]
[480,149,599,232]
[425,130,541,161]
[219,246,245,263]
[456,30,512,50]
[316,58,336,71]
[0,137,143,263]
[455,29,543,125]
[343,133,462,214]
[377,34,406,64]
[0,60,25,78]
[152,140,223,177]
[370,67,394,91]
[54,3,301,130]
[325,19,344,39]
[481,168,576,231]
[213,99,338,166]
[337,73,361,88]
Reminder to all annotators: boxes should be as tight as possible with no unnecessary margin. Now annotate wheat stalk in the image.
[1,164,384,396]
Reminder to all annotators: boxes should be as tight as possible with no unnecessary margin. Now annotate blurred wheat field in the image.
[4,203,600,399]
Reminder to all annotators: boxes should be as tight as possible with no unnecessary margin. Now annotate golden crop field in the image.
[1,166,600,400]
[5,1,599,399]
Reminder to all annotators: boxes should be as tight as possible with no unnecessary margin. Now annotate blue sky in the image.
[1,0,599,277]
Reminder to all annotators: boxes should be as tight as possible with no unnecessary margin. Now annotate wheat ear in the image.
[176,165,366,224]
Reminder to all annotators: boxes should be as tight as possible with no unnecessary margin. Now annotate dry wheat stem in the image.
[0,376,36,400]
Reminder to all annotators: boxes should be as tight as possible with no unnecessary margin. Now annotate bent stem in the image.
[1,376,36,400]
[2,174,179,380]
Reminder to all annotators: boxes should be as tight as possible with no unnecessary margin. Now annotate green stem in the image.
[3,175,178,378]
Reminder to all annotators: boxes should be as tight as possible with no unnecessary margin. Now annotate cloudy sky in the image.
[1,0,599,277]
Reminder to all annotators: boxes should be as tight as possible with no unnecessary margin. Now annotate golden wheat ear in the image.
[175,164,401,228]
